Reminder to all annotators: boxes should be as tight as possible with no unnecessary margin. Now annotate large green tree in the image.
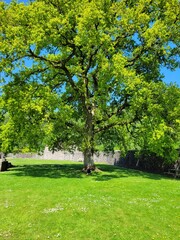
[0,0,179,168]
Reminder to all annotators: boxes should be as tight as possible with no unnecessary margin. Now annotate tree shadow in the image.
[93,164,171,181]
[9,163,84,179]
[7,161,171,181]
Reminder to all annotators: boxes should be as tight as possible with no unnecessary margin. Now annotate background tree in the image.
[0,0,179,168]
[114,82,180,165]
[0,82,58,154]
[132,83,180,163]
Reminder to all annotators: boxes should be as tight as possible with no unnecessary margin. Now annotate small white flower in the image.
[43,205,64,214]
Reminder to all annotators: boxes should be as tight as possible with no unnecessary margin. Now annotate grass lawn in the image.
[0,159,179,240]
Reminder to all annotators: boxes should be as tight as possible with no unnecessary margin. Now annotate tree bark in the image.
[83,147,95,170]
[83,107,95,170]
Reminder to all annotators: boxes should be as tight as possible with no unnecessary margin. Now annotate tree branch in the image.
[28,47,75,69]
[84,47,99,76]
[95,94,130,125]
[95,113,140,134]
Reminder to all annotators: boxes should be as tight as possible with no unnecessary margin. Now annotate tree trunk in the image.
[83,106,95,170]
[83,147,95,170]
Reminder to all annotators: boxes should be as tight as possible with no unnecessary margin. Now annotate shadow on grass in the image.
[7,162,169,181]
[94,164,167,181]
[9,164,84,179]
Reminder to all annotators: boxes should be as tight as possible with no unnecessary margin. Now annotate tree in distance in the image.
[0,0,179,168]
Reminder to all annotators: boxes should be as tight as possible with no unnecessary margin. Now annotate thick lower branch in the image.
[95,117,140,134]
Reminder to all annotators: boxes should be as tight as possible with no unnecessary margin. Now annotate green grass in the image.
[0,159,179,240]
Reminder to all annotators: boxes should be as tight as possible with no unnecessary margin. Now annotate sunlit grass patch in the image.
[0,159,179,240]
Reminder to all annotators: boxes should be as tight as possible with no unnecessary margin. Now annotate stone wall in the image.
[9,147,121,165]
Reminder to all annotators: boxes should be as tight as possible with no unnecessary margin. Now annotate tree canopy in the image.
[0,0,180,167]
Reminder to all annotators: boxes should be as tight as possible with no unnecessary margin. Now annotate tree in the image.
[135,83,180,163]
[0,0,179,168]
[115,82,180,163]
[0,83,58,154]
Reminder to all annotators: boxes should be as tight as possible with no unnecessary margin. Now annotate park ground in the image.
[0,159,179,240]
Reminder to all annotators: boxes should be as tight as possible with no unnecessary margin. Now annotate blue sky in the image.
[3,0,180,86]
[161,67,180,86]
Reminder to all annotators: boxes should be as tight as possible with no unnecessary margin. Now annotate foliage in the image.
[116,82,180,162]
[0,87,54,154]
[0,0,180,166]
